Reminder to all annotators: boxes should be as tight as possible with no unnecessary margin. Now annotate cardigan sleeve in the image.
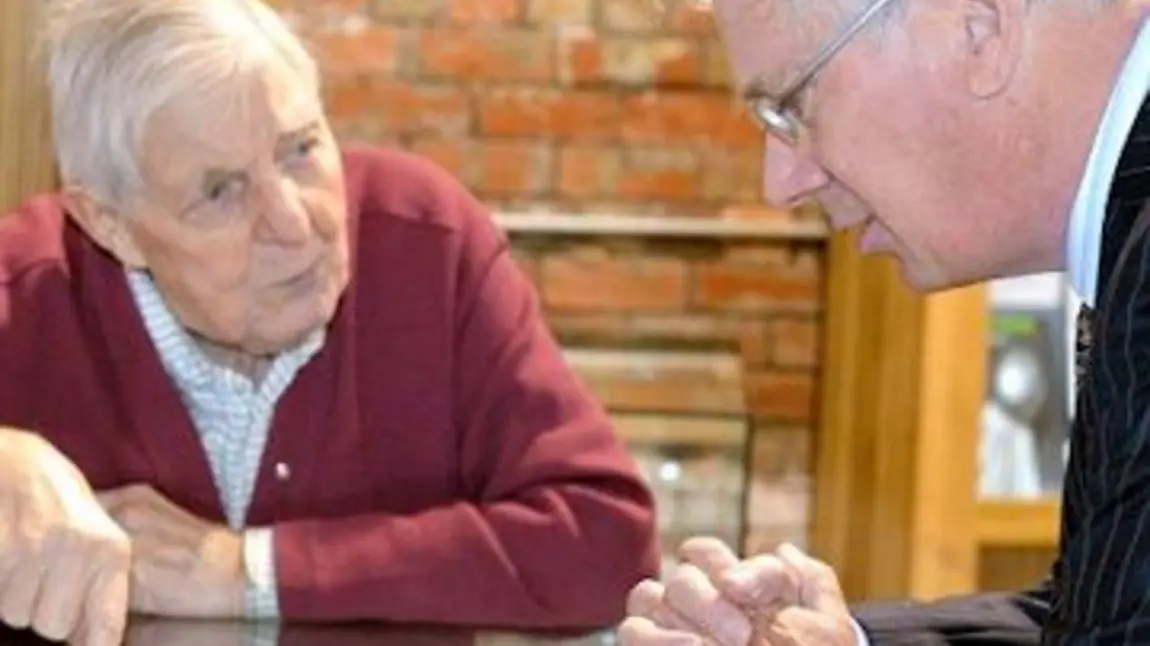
[267,186,661,629]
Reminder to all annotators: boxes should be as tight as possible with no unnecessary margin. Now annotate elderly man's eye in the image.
[206,177,245,202]
[291,136,321,159]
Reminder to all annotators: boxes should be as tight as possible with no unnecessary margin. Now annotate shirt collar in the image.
[1066,20,1150,307]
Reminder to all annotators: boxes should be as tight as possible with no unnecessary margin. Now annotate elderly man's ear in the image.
[960,0,1026,99]
[61,186,148,269]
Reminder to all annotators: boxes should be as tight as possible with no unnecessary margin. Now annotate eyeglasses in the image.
[745,0,899,146]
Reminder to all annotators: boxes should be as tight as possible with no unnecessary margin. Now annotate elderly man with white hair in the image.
[623,0,1150,645]
[0,0,661,644]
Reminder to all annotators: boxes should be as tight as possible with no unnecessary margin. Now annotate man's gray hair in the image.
[40,0,319,204]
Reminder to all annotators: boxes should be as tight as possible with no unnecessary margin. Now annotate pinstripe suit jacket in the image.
[851,98,1150,646]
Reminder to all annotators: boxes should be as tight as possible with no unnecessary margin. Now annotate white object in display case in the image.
[979,401,1043,498]
[981,272,1072,497]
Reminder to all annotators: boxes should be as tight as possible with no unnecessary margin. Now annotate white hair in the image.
[39,0,320,203]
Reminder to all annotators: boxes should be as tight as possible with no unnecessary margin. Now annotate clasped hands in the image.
[620,537,856,646]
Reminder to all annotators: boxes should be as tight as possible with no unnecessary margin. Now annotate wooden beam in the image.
[977,498,1061,548]
[496,212,827,241]
[0,0,58,212]
[905,284,986,597]
[811,230,986,601]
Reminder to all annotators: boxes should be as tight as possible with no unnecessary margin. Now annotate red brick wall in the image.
[269,0,769,215]
[270,0,823,553]
[524,234,821,553]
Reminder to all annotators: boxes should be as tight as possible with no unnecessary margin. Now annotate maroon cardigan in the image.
[0,145,660,629]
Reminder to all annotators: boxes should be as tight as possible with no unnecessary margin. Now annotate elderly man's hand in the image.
[0,429,130,646]
[96,484,245,619]
[620,537,857,646]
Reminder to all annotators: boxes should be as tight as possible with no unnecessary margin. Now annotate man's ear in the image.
[60,186,147,269]
[962,0,1026,98]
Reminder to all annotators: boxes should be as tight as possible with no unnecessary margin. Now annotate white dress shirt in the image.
[1066,20,1150,306]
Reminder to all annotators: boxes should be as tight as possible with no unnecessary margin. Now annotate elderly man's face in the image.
[102,60,349,356]
[712,0,1056,290]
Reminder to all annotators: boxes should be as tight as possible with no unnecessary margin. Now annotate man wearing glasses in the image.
[621,0,1150,644]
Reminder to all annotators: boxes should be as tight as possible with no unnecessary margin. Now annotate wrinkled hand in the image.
[96,484,244,619]
[0,429,130,646]
[620,537,856,646]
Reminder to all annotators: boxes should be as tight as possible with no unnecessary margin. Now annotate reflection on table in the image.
[0,619,617,646]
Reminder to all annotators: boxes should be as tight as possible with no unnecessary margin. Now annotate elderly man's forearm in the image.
[265,487,660,628]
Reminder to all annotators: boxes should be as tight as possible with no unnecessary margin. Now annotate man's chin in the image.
[849,245,980,296]
[867,253,948,294]
[256,319,330,354]
[246,307,335,355]
[896,262,984,295]
[253,288,344,352]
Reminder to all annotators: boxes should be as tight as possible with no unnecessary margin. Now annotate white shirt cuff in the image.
[242,527,281,619]
[850,616,870,646]
[242,621,281,646]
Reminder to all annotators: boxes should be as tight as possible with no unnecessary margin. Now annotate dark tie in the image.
[1075,306,1092,385]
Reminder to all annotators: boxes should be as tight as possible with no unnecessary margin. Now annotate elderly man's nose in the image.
[762,136,827,208]
[258,184,311,244]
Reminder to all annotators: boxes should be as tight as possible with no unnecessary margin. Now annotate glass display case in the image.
[980,272,1074,500]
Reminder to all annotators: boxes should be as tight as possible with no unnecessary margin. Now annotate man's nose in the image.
[257,179,311,245]
[762,135,830,208]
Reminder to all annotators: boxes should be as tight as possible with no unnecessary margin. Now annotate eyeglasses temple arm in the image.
[776,0,900,101]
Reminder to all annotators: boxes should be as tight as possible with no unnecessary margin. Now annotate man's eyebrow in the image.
[172,166,248,216]
[197,167,248,197]
[741,75,779,100]
[184,120,323,205]
[277,119,322,145]
[741,78,770,100]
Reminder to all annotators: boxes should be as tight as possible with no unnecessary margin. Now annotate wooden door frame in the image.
[0,0,57,211]
[811,231,988,601]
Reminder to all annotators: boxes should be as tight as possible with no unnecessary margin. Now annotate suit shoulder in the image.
[340,143,494,235]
